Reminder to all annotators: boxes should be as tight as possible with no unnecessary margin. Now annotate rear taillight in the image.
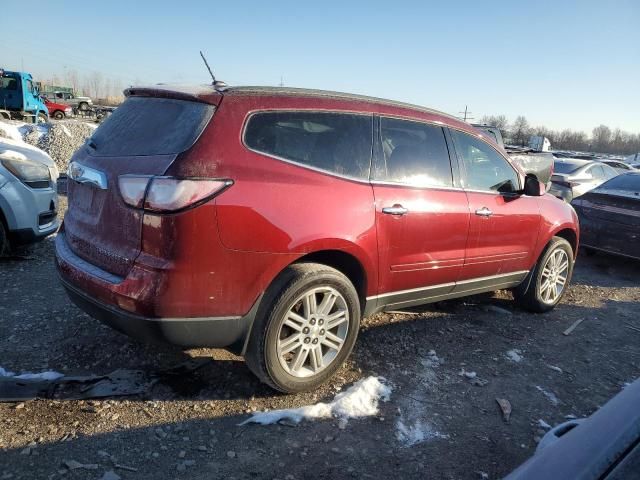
[118,175,232,213]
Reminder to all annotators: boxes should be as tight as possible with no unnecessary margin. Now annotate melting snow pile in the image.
[0,119,95,172]
[240,376,392,426]
[0,366,64,381]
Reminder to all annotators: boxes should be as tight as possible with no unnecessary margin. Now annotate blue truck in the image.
[0,68,49,123]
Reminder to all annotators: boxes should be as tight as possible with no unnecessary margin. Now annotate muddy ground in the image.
[1,196,639,480]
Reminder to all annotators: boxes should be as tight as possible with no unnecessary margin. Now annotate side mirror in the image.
[523,174,544,196]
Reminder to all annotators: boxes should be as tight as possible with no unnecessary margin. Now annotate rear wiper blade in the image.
[87,139,97,150]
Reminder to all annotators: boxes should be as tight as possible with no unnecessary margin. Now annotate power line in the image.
[458,105,474,122]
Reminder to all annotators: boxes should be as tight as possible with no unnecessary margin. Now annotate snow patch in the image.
[240,376,391,426]
[538,418,552,430]
[395,418,446,446]
[536,386,560,406]
[506,349,523,362]
[0,366,64,381]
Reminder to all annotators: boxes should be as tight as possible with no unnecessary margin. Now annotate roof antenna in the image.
[199,50,227,89]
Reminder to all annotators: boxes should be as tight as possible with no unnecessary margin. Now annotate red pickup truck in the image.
[43,98,72,119]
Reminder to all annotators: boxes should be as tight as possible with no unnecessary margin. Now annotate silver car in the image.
[0,139,59,254]
[549,159,618,202]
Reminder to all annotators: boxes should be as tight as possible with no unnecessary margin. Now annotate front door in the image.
[449,128,541,280]
[372,117,470,308]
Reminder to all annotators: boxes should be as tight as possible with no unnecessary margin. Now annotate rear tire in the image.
[245,263,361,393]
[514,237,574,313]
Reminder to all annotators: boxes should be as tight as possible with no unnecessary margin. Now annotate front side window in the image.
[451,129,519,193]
[374,117,453,187]
[244,111,373,180]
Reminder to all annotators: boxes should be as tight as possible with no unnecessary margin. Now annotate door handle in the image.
[382,205,409,216]
[475,207,493,217]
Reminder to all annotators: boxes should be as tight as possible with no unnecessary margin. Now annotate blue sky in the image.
[2,0,638,132]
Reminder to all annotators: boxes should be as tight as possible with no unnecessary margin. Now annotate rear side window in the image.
[89,97,215,157]
[374,117,453,187]
[244,111,373,180]
[451,129,519,192]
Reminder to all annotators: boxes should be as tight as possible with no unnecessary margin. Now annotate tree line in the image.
[40,69,126,105]
[479,115,640,156]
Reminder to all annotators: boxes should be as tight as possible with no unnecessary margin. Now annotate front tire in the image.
[53,111,64,120]
[37,112,48,123]
[514,237,574,313]
[245,263,361,393]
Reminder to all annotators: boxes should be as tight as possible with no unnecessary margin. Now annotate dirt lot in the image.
[1,196,639,480]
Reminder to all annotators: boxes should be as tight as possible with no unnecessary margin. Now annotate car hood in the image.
[0,137,58,179]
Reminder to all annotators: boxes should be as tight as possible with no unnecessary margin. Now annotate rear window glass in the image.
[599,173,640,192]
[553,161,582,174]
[244,111,373,180]
[89,97,214,156]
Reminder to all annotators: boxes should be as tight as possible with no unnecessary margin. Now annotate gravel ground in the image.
[1,196,639,480]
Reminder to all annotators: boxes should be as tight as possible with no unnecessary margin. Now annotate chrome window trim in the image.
[369,180,464,192]
[241,109,374,185]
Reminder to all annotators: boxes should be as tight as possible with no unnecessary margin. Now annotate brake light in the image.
[118,175,232,212]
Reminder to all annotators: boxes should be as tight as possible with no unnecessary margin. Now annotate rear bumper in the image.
[55,231,262,351]
[59,272,260,351]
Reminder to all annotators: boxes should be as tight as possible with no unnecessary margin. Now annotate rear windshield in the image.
[553,161,583,174]
[89,97,214,156]
[599,173,640,192]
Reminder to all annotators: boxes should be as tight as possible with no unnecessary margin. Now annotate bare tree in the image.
[511,116,531,146]
[592,125,612,152]
[88,71,104,99]
[65,69,80,94]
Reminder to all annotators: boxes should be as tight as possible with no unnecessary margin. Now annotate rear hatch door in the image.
[64,95,216,277]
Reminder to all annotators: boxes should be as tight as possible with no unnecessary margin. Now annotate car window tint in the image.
[90,97,215,156]
[373,117,453,187]
[451,129,519,192]
[244,111,373,180]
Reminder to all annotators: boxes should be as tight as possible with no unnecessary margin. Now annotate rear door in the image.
[372,116,469,306]
[64,96,215,277]
[449,128,541,280]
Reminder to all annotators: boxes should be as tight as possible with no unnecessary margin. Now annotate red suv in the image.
[55,85,579,393]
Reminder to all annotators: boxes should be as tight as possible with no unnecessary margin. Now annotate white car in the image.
[549,159,618,200]
[0,137,59,254]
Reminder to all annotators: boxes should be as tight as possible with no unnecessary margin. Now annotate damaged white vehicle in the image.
[0,138,59,254]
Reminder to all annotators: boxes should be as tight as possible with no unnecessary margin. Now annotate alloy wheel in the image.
[539,248,570,304]
[276,286,349,378]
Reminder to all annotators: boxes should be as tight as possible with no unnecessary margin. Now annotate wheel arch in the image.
[552,227,579,259]
[292,249,368,309]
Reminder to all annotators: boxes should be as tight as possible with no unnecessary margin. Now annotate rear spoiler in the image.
[124,85,222,106]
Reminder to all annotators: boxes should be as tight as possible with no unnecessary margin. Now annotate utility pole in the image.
[458,105,474,122]
[279,76,284,87]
